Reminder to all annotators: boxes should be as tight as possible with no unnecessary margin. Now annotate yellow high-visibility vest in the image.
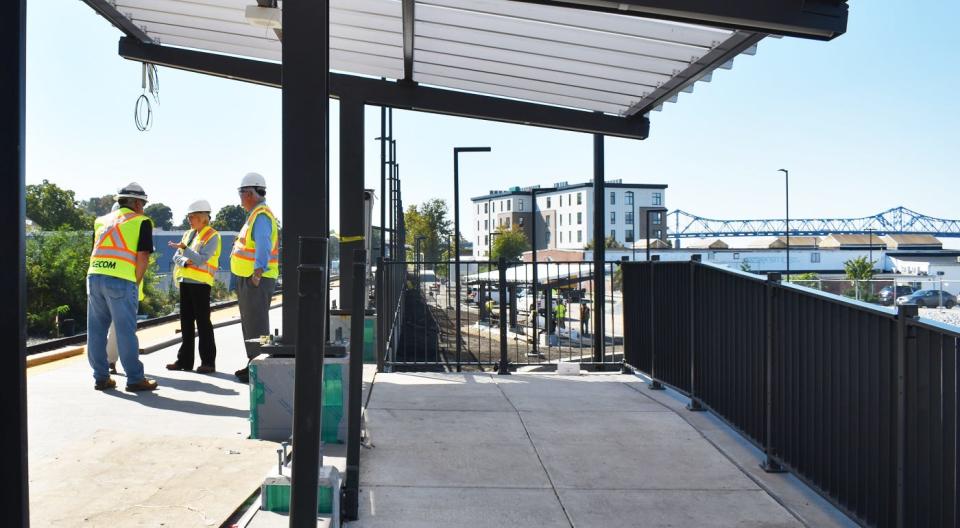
[88,208,150,286]
[174,225,222,286]
[230,204,279,279]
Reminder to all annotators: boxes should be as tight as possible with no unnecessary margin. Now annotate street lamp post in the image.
[778,169,790,280]
[866,227,875,270]
[453,147,491,372]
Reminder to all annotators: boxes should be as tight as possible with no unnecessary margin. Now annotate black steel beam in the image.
[82,0,153,43]
[505,0,848,40]
[592,134,605,363]
[3,1,28,526]
[339,97,366,311]
[401,0,415,82]
[626,31,765,117]
[344,249,367,520]
[117,38,650,140]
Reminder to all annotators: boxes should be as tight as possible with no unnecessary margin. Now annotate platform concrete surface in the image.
[350,372,809,528]
[26,308,283,528]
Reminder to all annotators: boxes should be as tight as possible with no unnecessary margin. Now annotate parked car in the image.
[878,285,917,306]
[895,289,957,308]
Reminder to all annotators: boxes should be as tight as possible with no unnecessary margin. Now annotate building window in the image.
[654,229,661,239]
[518,217,525,227]
[560,214,563,226]
[546,197,551,208]
[577,192,582,205]
[477,204,480,214]
[625,191,634,206]
[625,229,634,242]
[577,231,582,243]
[653,192,662,206]
[484,220,488,230]
[507,200,512,211]
[484,203,488,213]
[653,212,661,225]
[625,211,634,225]
[505,218,511,228]
[519,200,524,212]
[610,211,616,224]
[733,252,740,260]
[484,235,489,245]
[560,232,564,243]
[610,191,616,205]
[577,212,582,225]
[610,229,616,239]
[811,252,821,263]
[477,221,480,231]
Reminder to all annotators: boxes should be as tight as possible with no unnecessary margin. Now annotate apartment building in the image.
[471,180,667,257]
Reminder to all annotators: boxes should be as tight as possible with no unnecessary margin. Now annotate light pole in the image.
[778,169,790,280]
[453,147,491,372]
[866,227,875,270]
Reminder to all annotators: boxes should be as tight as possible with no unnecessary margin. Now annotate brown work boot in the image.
[125,378,158,392]
[196,365,215,374]
[166,362,191,371]
[94,378,117,391]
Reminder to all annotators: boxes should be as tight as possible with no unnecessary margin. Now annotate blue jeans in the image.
[87,274,145,383]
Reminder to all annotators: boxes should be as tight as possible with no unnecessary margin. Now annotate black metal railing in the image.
[622,258,958,528]
[376,259,629,371]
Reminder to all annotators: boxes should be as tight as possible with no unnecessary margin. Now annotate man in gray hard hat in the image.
[86,182,158,392]
[230,173,280,383]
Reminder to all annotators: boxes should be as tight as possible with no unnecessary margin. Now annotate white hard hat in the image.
[239,172,267,190]
[116,182,149,202]
[186,199,212,214]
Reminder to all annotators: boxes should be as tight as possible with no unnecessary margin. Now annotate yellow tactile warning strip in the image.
[27,296,280,375]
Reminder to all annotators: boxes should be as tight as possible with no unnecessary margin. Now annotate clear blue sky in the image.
[26,1,959,246]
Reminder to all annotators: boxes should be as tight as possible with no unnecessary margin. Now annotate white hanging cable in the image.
[134,63,159,131]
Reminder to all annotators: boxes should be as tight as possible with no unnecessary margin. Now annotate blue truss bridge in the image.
[668,206,960,239]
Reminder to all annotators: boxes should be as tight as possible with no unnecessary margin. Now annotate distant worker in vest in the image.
[555,300,567,330]
[231,173,279,383]
[86,183,158,392]
[166,200,222,374]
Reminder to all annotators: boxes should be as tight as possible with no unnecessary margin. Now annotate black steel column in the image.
[289,238,329,528]
[895,303,918,528]
[761,272,785,472]
[648,255,664,390]
[282,0,328,345]
[3,0,29,524]
[379,107,387,261]
[530,189,539,357]
[344,249,367,520]
[453,151,462,372]
[592,134,605,363]
[498,258,510,375]
[687,255,705,411]
[339,97,365,311]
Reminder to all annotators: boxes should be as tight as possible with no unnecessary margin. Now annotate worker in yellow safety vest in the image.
[86,182,158,392]
[167,199,222,374]
[555,301,566,330]
[231,172,279,382]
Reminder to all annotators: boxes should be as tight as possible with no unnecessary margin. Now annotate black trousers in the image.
[176,282,216,368]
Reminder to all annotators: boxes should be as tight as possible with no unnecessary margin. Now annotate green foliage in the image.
[404,199,453,262]
[329,231,340,262]
[740,260,752,272]
[844,256,874,281]
[80,194,115,217]
[26,231,92,336]
[791,272,821,290]
[584,236,625,250]
[612,265,623,291]
[491,226,529,262]
[139,254,178,318]
[26,179,93,230]
[176,216,191,230]
[212,205,247,232]
[145,203,174,230]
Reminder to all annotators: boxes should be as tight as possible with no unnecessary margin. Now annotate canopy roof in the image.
[97,0,766,116]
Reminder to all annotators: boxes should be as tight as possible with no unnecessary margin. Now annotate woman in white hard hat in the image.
[167,200,222,374]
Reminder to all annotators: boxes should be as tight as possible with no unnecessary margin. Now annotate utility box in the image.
[249,348,349,443]
[261,465,341,525]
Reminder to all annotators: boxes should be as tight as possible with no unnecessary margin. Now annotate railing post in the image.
[498,257,511,375]
[375,257,386,373]
[761,272,786,473]
[649,255,664,390]
[896,303,918,527]
[343,249,366,521]
[687,255,705,411]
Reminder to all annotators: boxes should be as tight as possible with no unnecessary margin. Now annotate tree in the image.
[329,231,340,262]
[26,180,93,230]
[212,205,247,232]
[145,203,174,230]
[584,236,625,250]
[404,199,452,263]
[176,216,191,230]
[844,256,875,301]
[80,194,115,217]
[792,272,821,290]
[491,226,529,262]
[25,231,92,336]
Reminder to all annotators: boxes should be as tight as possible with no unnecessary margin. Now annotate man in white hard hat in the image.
[167,199,222,374]
[86,182,158,391]
[230,173,280,383]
